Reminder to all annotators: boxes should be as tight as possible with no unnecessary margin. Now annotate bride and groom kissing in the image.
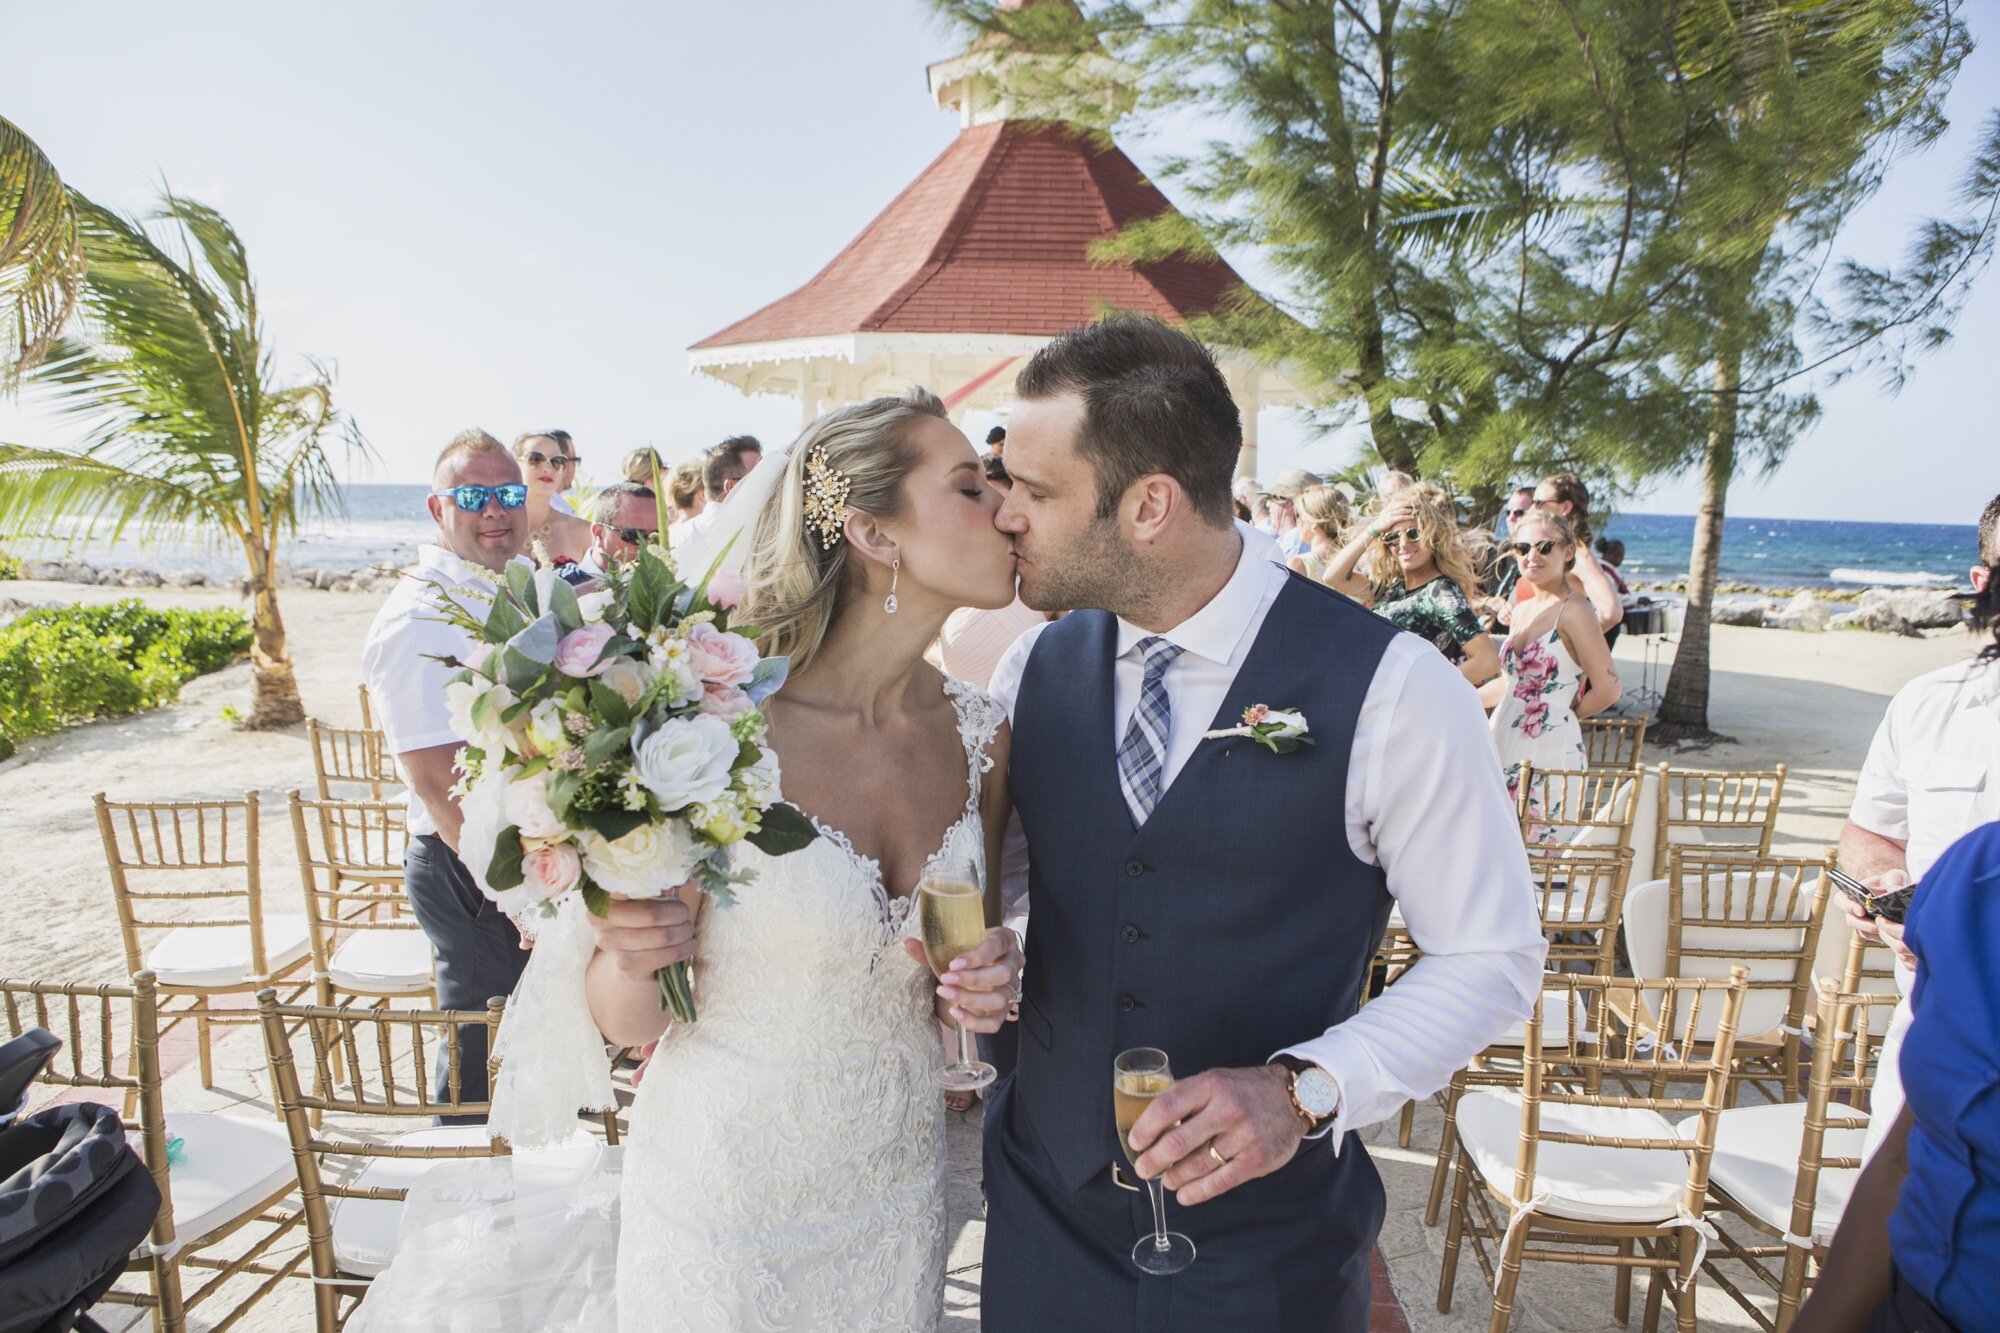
[363,316,1547,1331]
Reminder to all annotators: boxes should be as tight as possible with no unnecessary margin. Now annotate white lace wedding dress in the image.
[348,678,1004,1332]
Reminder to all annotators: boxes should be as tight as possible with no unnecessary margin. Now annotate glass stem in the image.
[955,1022,977,1070]
[1146,1178,1170,1251]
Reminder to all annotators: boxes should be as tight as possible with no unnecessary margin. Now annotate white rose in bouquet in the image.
[598,657,652,707]
[503,771,566,840]
[736,745,782,807]
[634,714,738,812]
[446,677,517,755]
[579,821,702,898]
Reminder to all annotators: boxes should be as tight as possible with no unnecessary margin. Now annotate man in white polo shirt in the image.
[1839,491,2000,1155]
[360,429,533,1110]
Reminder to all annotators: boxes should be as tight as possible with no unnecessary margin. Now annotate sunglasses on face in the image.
[611,526,656,545]
[525,451,576,468]
[434,483,528,512]
[1505,507,1532,518]
[1506,539,1561,556]
[1380,527,1425,547]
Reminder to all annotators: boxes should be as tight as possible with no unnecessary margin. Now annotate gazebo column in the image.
[1226,368,1262,479]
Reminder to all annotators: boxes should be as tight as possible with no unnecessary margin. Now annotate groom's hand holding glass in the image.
[1127,1061,1332,1206]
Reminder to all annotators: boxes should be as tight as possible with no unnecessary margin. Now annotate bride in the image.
[350,388,1025,1332]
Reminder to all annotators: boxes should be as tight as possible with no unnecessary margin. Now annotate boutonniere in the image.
[1204,704,1313,754]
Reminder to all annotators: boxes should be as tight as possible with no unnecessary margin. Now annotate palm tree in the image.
[0,114,83,387]
[0,191,366,728]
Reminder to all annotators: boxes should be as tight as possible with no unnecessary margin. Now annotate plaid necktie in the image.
[1116,636,1184,825]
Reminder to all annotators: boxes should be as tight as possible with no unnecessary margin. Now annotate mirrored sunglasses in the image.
[612,526,657,545]
[525,450,576,468]
[1379,526,1424,546]
[435,483,528,512]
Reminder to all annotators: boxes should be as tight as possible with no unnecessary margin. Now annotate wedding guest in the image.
[669,435,763,555]
[1484,485,1538,623]
[542,428,581,515]
[1836,491,2000,1160]
[1323,489,1500,686]
[512,430,592,565]
[986,424,1007,458]
[1484,510,1620,806]
[1596,537,1631,595]
[360,430,531,1112]
[665,459,706,526]
[1284,483,1349,585]
[1797,819,2000,1333]
[1517,471,1622,631]
[622,446,665,487]
[556,482,658,586]
[1265,468,1319,558]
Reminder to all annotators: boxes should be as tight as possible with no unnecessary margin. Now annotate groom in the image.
[983,316,1547,1328]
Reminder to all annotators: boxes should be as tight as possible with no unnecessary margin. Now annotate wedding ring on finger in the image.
[1207,1142,1228,1170]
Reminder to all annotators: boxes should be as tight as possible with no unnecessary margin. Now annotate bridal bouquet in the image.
[426,546,816,1021]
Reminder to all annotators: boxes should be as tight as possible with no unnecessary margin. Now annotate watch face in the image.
[1297,1069,1338,1118]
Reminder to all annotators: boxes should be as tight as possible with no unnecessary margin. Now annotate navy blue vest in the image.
[1009,573,1397,1193]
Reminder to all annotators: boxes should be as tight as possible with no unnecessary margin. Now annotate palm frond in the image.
[0,115,83,388]
[0,441,241,550]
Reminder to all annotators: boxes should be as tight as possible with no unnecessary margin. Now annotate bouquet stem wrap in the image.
[489,896,616,1150]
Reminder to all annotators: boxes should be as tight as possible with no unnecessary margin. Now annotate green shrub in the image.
[0,553,20,581]
[0,599,252,756]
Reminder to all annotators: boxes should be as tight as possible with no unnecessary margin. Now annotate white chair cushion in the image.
[1492,991,1590,1048]
[329,930,435,994]
[148,1112,297,1255]
[148,914,312,987]
[1679,1102,1864,1245]
[1457,1090,1695,1224]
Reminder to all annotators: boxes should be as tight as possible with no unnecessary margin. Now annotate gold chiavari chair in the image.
[306,720,402,803]
[1624,850,1832,1103]
[357,683,375,731]
[1514,763,1642,850]
[1652,764,1788,878]
[0,973,303,1333]
[95,792,311,1091]
[1695,983,1897,1331]
[1436,967,1751,1333]
[1424,846,1635,1225]
[1366,906,1425,1147]
[256,990,622,1331]
[1582,716,1648,771]
[289,793,433,1010]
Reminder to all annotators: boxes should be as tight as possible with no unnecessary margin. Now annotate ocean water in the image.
[8,485,1981,592]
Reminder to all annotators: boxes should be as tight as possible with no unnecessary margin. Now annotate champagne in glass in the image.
[918,852,997,1093]
[1113,1047,1195,1275]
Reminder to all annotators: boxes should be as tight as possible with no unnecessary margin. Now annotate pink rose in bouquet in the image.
[704,568,744,611]
[686,622,759,687]
[554,624,617,677]
[697,683,755,721]
[521,841,584,901]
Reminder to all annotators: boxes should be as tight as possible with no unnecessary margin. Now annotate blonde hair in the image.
[432,428,510,484]
[1294,484,1349,542]
[1369,487,1481,605]
[1512,510,1581,574]
[739,386,948,674]
[665,460,705,514]
[622,447,665,486]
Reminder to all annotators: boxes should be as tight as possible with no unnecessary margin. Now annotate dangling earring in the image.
[884,556,901,614]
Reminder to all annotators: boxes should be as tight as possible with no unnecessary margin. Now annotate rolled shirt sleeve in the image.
[1279,637,1547,1143]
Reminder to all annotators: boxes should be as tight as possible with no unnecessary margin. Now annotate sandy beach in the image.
[1,576,1978,1329]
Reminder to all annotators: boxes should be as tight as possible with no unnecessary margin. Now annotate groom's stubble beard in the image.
[1017,511,1162,620]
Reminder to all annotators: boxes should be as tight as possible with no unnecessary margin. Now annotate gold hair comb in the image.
[802,443,852,551]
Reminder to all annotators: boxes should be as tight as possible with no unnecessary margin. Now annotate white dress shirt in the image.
[360,544,523,838]
[1849,654,2000,881]
[988,529,1546,1144]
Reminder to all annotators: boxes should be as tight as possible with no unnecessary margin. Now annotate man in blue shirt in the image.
[1800,818,2000,1331]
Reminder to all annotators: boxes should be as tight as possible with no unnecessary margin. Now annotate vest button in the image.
[1117,995,1136,1013]
[1125,858,1145,877]
[1121,926,1139,943]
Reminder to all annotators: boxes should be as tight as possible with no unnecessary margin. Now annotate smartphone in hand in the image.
[1829,867,1915,925]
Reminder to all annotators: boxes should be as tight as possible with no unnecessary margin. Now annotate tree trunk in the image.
[243,542,304,729]
[1657,347,1739,741]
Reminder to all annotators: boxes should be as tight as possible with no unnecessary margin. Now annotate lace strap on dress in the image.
[941,676,1005,816]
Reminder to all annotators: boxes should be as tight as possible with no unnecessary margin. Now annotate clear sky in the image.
[2,1,1992,524]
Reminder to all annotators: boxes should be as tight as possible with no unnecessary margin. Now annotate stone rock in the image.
[1712,599,1770,628]
[1768,591,1830,632]
[314,568,342,590]
[165,569,210,587]
[1858,587,1964,631]
[117,567,165,588]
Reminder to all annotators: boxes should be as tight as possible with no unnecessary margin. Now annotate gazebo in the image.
[686,1,1307,475]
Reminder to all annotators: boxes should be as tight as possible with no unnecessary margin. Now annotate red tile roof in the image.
[690,121,1250,349]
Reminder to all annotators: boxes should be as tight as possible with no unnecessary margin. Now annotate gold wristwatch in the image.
[1272,1055,1338,1133]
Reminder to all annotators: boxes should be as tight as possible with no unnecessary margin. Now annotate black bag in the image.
[0,1102,162,1333]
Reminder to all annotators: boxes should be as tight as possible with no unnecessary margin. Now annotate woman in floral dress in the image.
[1324,486,1501,687]
[1483,511,1621,821]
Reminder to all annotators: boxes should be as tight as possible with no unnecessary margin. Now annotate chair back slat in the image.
[1516,764,1642,850]
[307,719,402,802]
[1640,851,1831,1042]
[95,792,267,977]
[1582,716,1647,770]
[1653,763,1787,876]
[1525,846,1634,975]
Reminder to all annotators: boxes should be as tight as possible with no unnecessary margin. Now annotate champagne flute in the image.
[1113,1047,1196,1275]
[917,850,997,1092]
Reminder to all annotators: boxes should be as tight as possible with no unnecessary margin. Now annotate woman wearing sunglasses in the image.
[1482,511,1620,808]
[1323,488,1500,688]
[512,430,593,565]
